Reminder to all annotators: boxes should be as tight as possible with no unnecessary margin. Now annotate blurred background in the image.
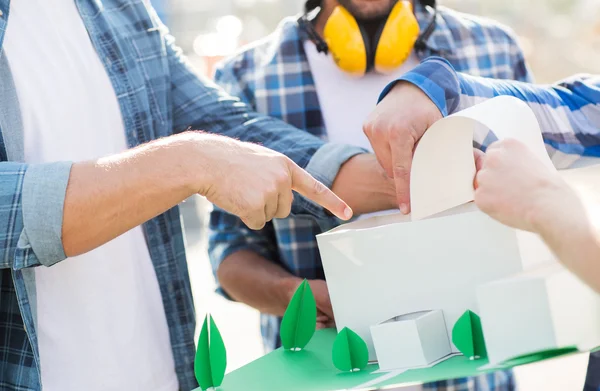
[155,0,600,81]
[152,0,599,383]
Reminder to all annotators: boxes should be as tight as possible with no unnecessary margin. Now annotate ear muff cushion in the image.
[323,6,367,76]
[374,0,420,74]
[370,22,386,71]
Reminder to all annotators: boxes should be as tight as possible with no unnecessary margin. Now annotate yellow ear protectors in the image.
[323,1,418,75]
[298,0,437,76]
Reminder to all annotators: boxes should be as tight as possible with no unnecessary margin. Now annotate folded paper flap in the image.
[410,116,476,222]
[454,96,552,170]
[382,310,433,324]
[410,96,553,221]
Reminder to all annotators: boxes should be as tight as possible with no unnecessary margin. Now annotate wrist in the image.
[379,57,461,117]
[137,132,203,197]
[177,131,225,196]
[528,179,578,235]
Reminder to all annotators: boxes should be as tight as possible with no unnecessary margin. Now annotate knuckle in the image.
[265,185,279,197]
[362,120,374,136]
[389,124,412,142]
[275,205,292,219]
[244,216,265,230]
[275,171,291,187]
[248,195,266,212]
[392,165,410,179]
[312,180,327,195]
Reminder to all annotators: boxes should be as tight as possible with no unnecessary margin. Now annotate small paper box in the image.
[477,263,600,365]
[316,97,557,361]
[371,310,451,371]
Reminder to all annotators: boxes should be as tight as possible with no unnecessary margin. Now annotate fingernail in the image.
[344,207,353,220]
[400,204,408,214]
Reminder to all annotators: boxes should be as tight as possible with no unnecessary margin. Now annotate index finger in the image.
[289,162,353,221]
[390,137,415,214]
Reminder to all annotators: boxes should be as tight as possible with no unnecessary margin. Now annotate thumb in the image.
[473,149,485,189]
[390,138,415,214]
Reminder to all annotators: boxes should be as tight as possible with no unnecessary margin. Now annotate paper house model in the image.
[371,310,451,371]
[477,263,600,364]
[316,97,559,362]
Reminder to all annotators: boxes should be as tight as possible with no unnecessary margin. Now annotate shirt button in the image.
[0,10,4,17]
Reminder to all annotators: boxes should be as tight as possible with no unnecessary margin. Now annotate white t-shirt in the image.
[304,41,419,151]
[3,1,178,391]
[304,41,419,218]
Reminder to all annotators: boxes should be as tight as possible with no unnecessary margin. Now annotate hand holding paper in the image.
[410,96,554,221]
[363,81,443,214]
[474,138,573,232]
[366,79,555,217]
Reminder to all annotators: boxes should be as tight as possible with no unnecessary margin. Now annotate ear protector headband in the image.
[299,0,437,76]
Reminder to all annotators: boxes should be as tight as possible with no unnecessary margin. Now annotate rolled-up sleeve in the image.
[0,161,72,270]
[21,161,73,267]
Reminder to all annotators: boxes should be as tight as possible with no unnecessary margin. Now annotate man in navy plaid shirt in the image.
[209,0,533,390]
[0,1,402,390]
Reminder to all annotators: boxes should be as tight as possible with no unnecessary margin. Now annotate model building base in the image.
[191,329,594,391]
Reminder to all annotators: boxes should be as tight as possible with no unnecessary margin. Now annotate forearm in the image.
[532,187,600,293]
[165,27,365,218]
[217,249,301,316]
[331,154,397,215]
[62,133,198,256]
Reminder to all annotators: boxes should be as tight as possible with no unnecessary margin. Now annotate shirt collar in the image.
[414,2,457,55]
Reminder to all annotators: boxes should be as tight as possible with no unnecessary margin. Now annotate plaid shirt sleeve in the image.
[207,61,282,299]
[0,161,72,270]
[505,27,533,83]
[162,24,363,218]
[380,57,600,165]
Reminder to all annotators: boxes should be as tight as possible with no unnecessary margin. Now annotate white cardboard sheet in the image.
[317,97,556,361]
[411,96,554,221]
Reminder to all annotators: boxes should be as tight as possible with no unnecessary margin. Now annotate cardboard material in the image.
[280,279,317,351]
[332,327,369,372]
[411,96,553,221]
[316,97,555,361]
[371,310,451,371]
[197,329,590,391]
[477,263,600,365]
[317,208,523,360]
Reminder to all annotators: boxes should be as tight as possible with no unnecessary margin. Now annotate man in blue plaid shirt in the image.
[0,1,406,390]
[209,0,533,390]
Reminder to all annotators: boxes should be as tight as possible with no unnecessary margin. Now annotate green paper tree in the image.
[280,279,317,351]
[452,309,487,360]
[332,327,369,372]
[195,314,227,390]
